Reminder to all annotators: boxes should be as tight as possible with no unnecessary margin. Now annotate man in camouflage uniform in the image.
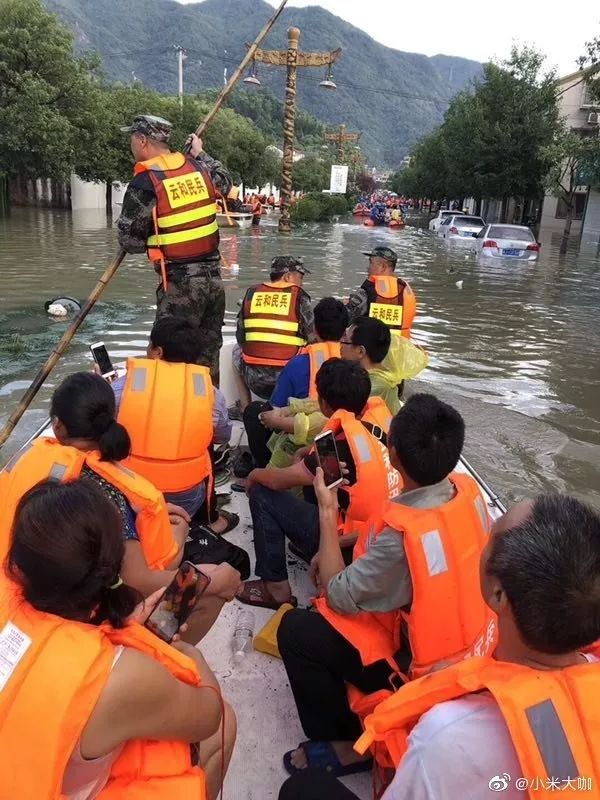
[233,256,315,409]
[117,115,232,381]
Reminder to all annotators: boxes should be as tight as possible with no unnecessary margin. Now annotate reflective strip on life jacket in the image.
[118,359,214,494]
[244,319,301,332]
[153,204,219,230]
[147,219,219,247]
[244,332,306,347]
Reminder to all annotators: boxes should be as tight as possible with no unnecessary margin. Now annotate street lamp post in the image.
[249,28,341,233]
[324,123,361,163]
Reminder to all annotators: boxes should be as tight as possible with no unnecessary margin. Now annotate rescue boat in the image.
[6,337,504,799]
[216,212,254,229]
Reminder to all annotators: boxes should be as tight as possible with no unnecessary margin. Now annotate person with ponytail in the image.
[0,480,236,800]
[0,373,241,643]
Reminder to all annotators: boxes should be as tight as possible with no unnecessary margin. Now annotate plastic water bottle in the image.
[232,609,255,664]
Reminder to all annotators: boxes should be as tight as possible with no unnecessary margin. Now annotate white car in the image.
[474,224,540,261]
[429,209,455,232]
[439,214,485,242]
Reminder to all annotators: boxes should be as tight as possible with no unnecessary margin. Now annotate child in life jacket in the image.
[278,494,600,799]
[0,479,236,800]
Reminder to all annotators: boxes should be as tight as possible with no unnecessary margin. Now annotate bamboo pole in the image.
[0,0,289,450]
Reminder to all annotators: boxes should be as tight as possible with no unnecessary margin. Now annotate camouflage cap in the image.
[270,256,311,276]
[362,246,398,266]
[120,114,173,143]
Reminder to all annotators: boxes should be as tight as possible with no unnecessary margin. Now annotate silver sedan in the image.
[439,214,486,243]
[473,224,540,261]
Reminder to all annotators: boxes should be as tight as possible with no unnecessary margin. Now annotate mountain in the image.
[44,0,482,167]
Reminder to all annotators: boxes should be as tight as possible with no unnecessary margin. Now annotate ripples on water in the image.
[1,207,599,507]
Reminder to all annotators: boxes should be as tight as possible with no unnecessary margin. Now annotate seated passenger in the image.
[236,359,400,610]
[278,395,492,777]
[0,479,236,800]
[0,373,240,641]
[244,297,348,469]
[353,494,600,799]
[113,316,236,535]
[340,317,427,413]
[232,256,314,411]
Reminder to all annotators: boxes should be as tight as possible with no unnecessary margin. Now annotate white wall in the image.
[70,175,106,210]
[582,189,600,243]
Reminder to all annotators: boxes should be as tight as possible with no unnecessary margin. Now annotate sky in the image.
[178,0,598,76]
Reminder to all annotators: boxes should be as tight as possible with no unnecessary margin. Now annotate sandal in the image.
[236,579,297,610]
[209,509,239,536]
[283,741,373,777]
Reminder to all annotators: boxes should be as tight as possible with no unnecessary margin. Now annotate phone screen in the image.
[145,562,210,643]
[315,431,343,489]
[90,343,114,377]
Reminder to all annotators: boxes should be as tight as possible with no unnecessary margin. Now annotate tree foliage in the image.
[0,0,285,191]
[397,47,561,208]
[0,0,102,179]
[292,155,333,193]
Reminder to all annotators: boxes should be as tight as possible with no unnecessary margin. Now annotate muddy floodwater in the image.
[1,207,599,508]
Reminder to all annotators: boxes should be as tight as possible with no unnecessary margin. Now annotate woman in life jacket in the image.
[0,374,242,642]
[1,480,236,800]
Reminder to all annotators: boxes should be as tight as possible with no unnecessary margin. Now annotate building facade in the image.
[540,70,600,241]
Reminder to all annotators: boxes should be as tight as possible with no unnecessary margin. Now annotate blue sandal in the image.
[283,741,373,777]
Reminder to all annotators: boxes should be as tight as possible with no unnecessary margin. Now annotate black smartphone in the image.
[145,562,211,643]
[314,430,344,489]
[90,342,116,379]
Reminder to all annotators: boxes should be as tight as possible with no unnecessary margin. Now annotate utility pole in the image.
[251,28,341,233]
[324,123,361,162]
[175,46,187,109]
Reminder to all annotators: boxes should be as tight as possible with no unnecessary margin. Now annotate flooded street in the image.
[1,206,599,508]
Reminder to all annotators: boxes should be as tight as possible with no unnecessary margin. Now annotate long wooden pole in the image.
[279,27,299,234]
[0,0,289,450]
[195,0,289,139]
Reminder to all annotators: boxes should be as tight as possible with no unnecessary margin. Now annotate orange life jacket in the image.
[301,341,342,399]
[0,583,206,800]
[0,438,177,570]
[315,472,494,677]
[320,397,399,537]
[356,653,600,798]
[362,276,416,338]
[135,153,219,288]
[117,358,213,494]
[241,281,307,367]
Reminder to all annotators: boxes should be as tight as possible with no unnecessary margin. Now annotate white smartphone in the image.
[90,342,116,380]
[314,430,344,489]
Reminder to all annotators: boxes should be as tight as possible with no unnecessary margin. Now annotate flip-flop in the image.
[236,579,297,610]
[209,509,239,536]
[283,741,373,777]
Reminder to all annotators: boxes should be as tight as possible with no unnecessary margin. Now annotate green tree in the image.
[292,155,333,193]
[577,35,600,102]
[395,47,560,219]
[0,0,101,181]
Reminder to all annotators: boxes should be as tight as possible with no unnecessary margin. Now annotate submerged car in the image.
[439,214,485,242]
[474,224,540,261]
[429,209,455,232]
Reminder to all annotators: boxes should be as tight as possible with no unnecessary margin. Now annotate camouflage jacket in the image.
[117,150,232,261]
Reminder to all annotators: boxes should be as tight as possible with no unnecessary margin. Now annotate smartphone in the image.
[314,430,344,490]
[145,562,211,643]
[90,342,116,379]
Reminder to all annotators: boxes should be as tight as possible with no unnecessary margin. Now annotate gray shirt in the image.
[326,478,456,615]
